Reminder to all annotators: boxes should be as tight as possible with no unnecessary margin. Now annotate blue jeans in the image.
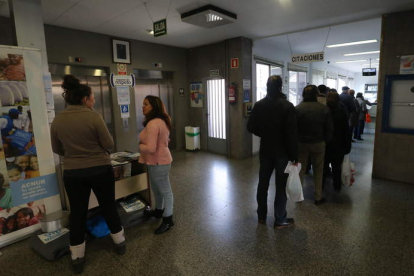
[147,164,174,217]
[257,155,289,223]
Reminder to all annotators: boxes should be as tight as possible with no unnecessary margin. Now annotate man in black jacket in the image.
[247,75,298,229]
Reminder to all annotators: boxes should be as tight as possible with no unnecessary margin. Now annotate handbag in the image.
[341,155,355,187]
[365,113,372,123]
[284,161,304,202]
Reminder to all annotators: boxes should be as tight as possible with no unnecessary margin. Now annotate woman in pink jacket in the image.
[139,95,174,234]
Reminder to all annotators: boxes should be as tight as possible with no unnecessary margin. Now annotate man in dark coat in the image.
[247,75,298,229]
[339,86,356,118]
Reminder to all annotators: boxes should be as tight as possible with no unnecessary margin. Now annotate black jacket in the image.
[326,104,351,155]
[295,101,334,144]
[247,94,298,161]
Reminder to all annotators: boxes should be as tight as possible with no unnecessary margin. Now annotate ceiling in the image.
[1,0,414,72]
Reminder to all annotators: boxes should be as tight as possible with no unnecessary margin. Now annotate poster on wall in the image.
[0,47,61,245]
[400,55,414,75]
[190,82,203,108]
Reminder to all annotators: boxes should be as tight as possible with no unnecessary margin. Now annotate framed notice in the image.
[190,82,203,108]
[112,39,131,64]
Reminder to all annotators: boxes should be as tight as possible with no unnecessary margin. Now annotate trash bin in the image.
[185,126,200,151]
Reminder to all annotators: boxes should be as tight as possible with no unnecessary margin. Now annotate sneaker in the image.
[274,218,295,229]
[72,257,85,274]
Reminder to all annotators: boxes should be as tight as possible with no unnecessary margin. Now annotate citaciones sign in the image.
[291,52,324,64]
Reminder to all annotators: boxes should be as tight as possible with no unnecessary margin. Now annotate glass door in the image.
[206,79,226,155]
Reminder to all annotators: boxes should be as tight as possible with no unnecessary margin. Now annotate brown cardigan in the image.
[50,105,113,170]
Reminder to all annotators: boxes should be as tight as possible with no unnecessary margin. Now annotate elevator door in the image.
[134,70,175,149]
[50,64,115,150]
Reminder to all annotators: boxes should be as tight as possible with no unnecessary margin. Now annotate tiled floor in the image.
[2,133,414,275]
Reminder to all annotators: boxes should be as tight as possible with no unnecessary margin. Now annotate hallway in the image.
[2,133,414,275]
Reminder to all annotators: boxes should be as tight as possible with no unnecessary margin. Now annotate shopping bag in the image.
[366,113,372,123]
[284,161,304,202]
[341,155,355,187]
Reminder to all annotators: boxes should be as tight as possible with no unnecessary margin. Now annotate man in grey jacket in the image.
[296,85,333,205]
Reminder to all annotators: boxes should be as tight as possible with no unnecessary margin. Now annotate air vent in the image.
[181,5,237,29]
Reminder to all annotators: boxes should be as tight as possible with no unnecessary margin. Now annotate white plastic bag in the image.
[341,155,355,187]
[284,161,304,202]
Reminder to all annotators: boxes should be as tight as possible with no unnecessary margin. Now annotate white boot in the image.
[110,227,126,255]
[70,241,85,274]
[110,227,125,244]
[70,241,85,260]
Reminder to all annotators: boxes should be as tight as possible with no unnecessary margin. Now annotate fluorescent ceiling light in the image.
[344,51,380,56]
[326,39,378,48]
[335,60,367,64]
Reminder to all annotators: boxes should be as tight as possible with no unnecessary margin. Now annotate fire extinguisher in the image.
[228,83,236,103]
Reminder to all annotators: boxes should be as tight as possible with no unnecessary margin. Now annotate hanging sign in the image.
[117,63,127,75]
[231,58,239,68]
[291,52,324,64]
[154,19,167,37]
[210,69,220,77]
[110,73,135,87]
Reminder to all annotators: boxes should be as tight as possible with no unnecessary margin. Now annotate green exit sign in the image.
[154,19,167,37]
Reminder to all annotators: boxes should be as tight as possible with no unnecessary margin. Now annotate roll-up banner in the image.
[0,46,61,247]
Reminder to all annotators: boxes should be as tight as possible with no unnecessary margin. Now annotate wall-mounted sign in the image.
[210,69,220,77]
[116,86,130,105]
[154,19,167,37]
[400,55,414,75]
[291,52,324,64]
[179,88,185,97]
[244,102,252,116]
[190,82,203,108]
[120,104,130,118]
[231,58,239,68]
[110,73,135,87]
[117,63,127,75]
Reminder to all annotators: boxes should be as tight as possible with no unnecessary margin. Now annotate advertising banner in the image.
[0,46,61,246]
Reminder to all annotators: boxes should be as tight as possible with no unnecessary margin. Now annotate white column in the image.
[9,0,48,72]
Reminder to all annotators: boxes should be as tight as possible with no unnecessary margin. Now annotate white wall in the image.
[353,74,379,94]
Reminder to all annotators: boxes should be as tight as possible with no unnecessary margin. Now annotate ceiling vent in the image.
[181,5,237,28]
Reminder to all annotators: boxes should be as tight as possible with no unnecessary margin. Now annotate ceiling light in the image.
[326,39,378,48]
[344,51,380,56]
[335,60,367,64]
[181,5,237,28]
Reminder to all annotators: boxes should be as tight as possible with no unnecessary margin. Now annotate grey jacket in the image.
[295,101,334,144]
[357,97,368,120]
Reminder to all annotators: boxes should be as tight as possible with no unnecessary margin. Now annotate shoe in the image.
[351,139,356,142]
[144,207,164,219]
[72,257,85,274]
[114,241,126,255]
[258,218,266,224]
[314,198,326,205]
[274,218,295,229]
[357,138,364,141]
[154,215,174,235]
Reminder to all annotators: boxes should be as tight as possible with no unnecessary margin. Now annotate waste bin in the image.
[185,126,200,151]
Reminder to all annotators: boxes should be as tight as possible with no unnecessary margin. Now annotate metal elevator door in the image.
[49,64,116,151]
[134,69,175,149]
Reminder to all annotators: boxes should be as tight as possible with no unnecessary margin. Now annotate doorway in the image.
[206,79,226,155]
[133,69,175,149]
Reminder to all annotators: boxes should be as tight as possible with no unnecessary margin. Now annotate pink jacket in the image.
[139,118,173,165]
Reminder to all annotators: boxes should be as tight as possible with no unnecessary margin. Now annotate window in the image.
[338,75,347,91]
[288,63,307,105]
[312,69,325,86]
[326,71,337,90]
[347,77,354,88]
[207,79,226,139]
[255,60,283,102]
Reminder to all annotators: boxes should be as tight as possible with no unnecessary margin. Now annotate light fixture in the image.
[181,5,237,28]
[335,60,367,64]
[344,51,380,56]
[148,30,154,35]
[326,39,378,48]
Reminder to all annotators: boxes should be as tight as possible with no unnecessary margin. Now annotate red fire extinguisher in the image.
[229,83,236,103]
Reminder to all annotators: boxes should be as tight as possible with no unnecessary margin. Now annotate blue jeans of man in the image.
[257,156,289,223]
[147,164,174,217]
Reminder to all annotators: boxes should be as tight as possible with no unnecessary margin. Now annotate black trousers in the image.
[257,155,289,223]
[323,149,344,190]
[64,165,122,246]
